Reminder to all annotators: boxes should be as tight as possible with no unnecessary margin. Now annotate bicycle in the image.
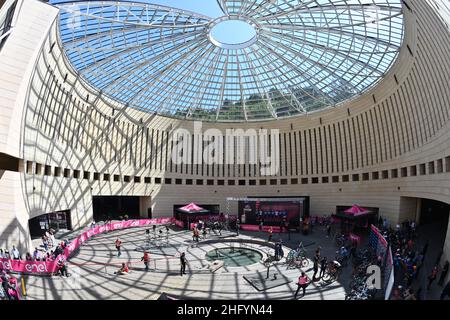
[322,260,342,283]
[334,233,347,247]
[285,249,309,269]
[345,283,377,300]
[348,274,369,291]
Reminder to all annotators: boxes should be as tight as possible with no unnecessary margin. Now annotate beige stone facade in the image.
[0,0,449,264]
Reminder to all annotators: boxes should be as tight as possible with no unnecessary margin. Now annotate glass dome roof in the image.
[56,0,404,122]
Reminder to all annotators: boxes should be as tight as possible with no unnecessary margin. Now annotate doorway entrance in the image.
[420,199,450,226]
[28,210,72,239]
[92,196,140,221]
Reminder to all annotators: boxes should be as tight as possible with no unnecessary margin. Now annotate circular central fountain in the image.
[205,247,263,267]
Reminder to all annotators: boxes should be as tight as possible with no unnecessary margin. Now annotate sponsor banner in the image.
[240,224,283,233]
[0,258,59,273]
[368,224,394,300]
[1,217,178,274]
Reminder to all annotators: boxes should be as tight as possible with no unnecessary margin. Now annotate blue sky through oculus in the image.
[52,0,404,122]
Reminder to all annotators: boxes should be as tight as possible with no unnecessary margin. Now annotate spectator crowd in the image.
[377,218,449,300]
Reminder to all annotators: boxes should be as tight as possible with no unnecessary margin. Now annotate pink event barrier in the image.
[0,259,60,274]
[0,217,179,274]
[349,232,361,246]
[240,224,283,233]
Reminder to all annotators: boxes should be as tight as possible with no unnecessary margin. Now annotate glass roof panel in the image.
[55,0,404,122]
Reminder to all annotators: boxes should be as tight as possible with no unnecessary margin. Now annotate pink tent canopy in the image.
[178,202,208,213]
[344,205,370,216]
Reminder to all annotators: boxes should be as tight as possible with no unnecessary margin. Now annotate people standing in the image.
[313,251,320,281]
[57,259,69,277]
[192,227,200,242]
[410,220,416,238]
[42,236,49,252]
[326,223,331,238]
[1,271,10,300]
[32,248,40,261]
[315,247,321,259]
[274,240,282,260]
[438,261,449,286]
[268,227,273,242]
[115,238,122,257]
[195,228,200,242]
[320,256,328,279]
[11,246,20,260]
[180,252,187,276]
[427,265,439,290]
[294,272,310,298]
[284,219,290,240]
[141,251,150,271]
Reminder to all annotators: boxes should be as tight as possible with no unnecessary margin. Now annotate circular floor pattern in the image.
[23,225,348,300]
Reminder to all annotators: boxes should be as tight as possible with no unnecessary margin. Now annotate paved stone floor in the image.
[24,224,350,300]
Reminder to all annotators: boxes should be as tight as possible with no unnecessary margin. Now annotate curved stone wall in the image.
[0,0,448,253]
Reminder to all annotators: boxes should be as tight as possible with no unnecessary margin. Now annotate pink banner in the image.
[174,219,184,229]
[349,232,361,246]
[0,258,60,273]
[1,217,179,274]
[63,217,175,257]
[240,224,283,233]
[371,224,388,247]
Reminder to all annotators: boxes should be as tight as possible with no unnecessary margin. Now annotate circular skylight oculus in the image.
[57,0,405,122]
[209,17,258,49]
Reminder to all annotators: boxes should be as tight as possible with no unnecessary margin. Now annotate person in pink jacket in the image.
[294,272,310,298]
